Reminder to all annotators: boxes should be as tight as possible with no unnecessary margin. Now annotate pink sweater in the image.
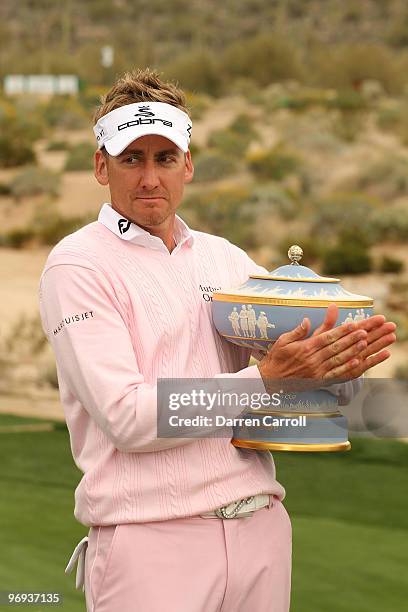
[38,204,287,526]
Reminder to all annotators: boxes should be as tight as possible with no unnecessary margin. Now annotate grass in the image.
[274,438,408,611]
[0,415,407,610]
[0,414,84,610]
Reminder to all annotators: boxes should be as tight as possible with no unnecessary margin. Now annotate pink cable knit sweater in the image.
[38,205,288,526]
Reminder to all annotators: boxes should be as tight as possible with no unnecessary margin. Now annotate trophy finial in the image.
[288,244,303,265]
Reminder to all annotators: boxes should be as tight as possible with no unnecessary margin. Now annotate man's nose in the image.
[138,160,160,190]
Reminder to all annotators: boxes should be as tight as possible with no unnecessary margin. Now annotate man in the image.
[38,68,396,612]
[246,304,257,338]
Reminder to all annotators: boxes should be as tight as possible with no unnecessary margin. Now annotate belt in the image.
[200,494,271,519]
[64,495,272,590]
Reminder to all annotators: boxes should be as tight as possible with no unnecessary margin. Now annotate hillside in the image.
[2,0,408,94]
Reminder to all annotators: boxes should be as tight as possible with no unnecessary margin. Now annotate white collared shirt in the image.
[97,202,194,254]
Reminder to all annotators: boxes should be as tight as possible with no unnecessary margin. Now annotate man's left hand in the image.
[313,305,397,380]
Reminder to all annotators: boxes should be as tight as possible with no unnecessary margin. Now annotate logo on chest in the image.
[199,283,221,302]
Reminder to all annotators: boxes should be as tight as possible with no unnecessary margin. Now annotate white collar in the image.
[97,203,194,253]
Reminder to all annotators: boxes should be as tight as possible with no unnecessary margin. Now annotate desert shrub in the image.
[247,146,301,181]
[0,118,36,168]
[378,255,405,274]
[78,85,107,112]
[387,10,408,48]
[184,91,212,120]
[188,142,200,157]
[368,205,408,242]
[163,50,223,96]
[386,280,408,315]
[271,88,358,113]
[65,142,95,171]
[40,95,89,130]
[46,140,69,151]
[376,101,402,131]
[182,185,258,249]
[322,241,372,275]
[222,33,304,86]
[9,166,61,201]
[1,204,97,248]
[13,97,47,141]
[387,312,408,342]
[207,128,251,158]
[0,182,11,195]
[325,91,368,112]
[375,102,408,146]
[35,212,94,245]
[193,151,237,182]
[330,110,366,143]
[38,363,59,389]
[1,227,36,249]
[394,363,408,380]
[310,43,404,95]
[0,201,86,248]
[310,192,380,244]
[231,78,267,105]
[356,155,408,199]
[229,113,258,139]
[3,313,48,358]
[249,182,299,220]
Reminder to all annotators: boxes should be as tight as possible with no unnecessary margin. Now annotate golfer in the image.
[38,68,396,612]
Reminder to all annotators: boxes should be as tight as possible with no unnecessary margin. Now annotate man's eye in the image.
[159,155,176,164]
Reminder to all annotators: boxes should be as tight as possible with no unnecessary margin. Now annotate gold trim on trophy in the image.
[249,274,340,283]
[212,294,374,307]
[232,439,351,452]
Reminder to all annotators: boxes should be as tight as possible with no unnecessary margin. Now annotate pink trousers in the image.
[84,496,292,612]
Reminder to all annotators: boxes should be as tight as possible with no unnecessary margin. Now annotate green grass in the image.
[0,414,84,610]
[0,414,407,611]
[274,438,408,611]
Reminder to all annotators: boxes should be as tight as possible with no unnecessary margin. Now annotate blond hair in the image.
[93,68,189,125]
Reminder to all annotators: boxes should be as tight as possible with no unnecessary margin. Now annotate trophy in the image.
[212,246,373,452]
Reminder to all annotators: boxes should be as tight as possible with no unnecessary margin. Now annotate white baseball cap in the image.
[93,101,192,156]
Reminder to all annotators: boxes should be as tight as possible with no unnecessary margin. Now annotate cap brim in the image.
[104,126,188,156]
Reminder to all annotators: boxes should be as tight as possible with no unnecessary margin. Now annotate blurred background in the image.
[0,0,407,610]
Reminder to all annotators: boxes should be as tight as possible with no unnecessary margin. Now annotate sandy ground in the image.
[0,392,64,421]
[0,247,51,330]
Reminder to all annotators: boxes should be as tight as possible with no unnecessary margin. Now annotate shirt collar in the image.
[97,203,194,253]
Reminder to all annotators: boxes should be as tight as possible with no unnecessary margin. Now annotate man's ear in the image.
[184,149,194,184]
[94,149,109,186]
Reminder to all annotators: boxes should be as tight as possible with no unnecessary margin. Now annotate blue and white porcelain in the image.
[212,245,374,452]
[212,245,373,352]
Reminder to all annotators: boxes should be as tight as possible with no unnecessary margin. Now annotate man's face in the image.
[94,134,194,230]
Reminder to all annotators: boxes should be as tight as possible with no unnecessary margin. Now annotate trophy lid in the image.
[250,245,340,283]
[212,244,373,306]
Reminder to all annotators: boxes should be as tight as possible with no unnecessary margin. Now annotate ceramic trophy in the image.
[212,245,374,452]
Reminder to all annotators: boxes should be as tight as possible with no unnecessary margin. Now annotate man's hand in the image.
[257,304,396,385]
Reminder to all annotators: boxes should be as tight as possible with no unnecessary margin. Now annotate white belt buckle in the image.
[216,496,255,519]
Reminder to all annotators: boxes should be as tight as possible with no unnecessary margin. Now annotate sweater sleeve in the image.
[38,261,260,453]
[39,261,202,453]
